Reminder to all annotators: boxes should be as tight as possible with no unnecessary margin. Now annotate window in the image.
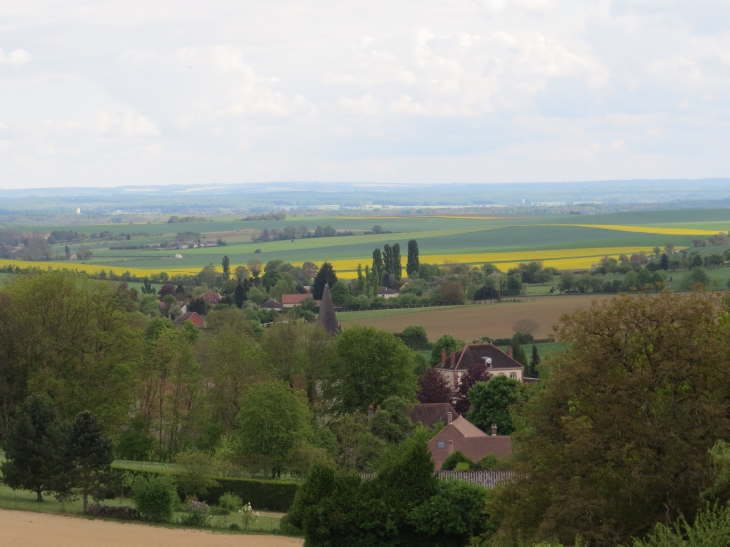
[510,372,517,379]
[437,441,445,449]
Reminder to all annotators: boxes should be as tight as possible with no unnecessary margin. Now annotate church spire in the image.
[317,282,339,335]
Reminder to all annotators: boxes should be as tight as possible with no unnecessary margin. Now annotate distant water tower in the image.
[76,208,81,214]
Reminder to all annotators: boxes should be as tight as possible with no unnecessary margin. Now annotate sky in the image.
[1,0,729,188]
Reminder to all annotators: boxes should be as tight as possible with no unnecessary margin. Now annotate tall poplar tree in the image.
[383,244,393,278]
[221,255,231,281]
[392,242,402,281]
[406,239,420,277]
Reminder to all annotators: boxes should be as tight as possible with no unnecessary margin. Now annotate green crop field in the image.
[2,209,729,278]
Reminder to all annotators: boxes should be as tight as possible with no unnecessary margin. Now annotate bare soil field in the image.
[341,294,617,340]
[0,509,303,547]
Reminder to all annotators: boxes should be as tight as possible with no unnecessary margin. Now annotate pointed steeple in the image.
[317,282,339,335]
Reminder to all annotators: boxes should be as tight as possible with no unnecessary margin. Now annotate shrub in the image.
[219,492,243,511]
[441,451,474,471]
[474,454,512,470]
[632,504,730,547]
[131,475,178,522]
[278,513,302,535]
[179,499,211,527]
[85,503,142,520]
[454,462,470,471]
[229,523,240,530]
[210,507,230,516]
[239,502,261,530]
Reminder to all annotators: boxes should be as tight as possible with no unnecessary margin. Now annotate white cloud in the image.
[0,48,32,66]
[0,0,728,187]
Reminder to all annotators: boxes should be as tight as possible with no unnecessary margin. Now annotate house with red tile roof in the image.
[436,343,525,389]
[428,413,511,469]
[175,312,206,328]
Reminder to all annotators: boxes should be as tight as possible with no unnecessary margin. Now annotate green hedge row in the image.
[116,467,299,512]
[196,477,299,513]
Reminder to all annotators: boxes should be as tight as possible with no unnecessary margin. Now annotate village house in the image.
[378,286,399,299]
[409,402,458,429]
[200,292,222,306]
[281,293,319,308]
[261,298,283,311]
[436,343,525,389]
[175,311,206,328]
[427,412,511,469]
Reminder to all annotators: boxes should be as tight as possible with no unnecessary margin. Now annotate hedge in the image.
[196,477,299,512]
[114,467,299,512]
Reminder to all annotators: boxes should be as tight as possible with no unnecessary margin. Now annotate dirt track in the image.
[0,509,304,547]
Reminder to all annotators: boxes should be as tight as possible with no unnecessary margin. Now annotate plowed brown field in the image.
[341,294,617,340]
[0,509,303,547]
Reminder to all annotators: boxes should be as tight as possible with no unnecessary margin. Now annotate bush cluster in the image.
[85,503,142,520]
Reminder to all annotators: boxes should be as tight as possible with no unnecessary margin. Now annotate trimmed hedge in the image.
[196,477,299,512]
[115,467,299,512]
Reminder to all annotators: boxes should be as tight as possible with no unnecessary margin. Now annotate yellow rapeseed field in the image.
[0,246,659,280]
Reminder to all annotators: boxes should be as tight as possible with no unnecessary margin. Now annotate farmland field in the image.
[2,209,729,278]
[0,510,301,547]
[339,294,618,340]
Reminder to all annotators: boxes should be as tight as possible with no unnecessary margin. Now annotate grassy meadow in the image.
[3,209,729,278]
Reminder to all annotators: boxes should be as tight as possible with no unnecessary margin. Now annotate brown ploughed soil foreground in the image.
[341,294,617,340]
[0,509,304,547]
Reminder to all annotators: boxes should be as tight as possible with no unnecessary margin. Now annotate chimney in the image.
[368,404,374,417]
[441,348,447,366]
[447,411,453,425]
[448,440,454,454]
[491,423,498,436]
[450,351,456,369]
[507,346,513,358]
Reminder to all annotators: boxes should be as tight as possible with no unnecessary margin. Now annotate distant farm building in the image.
[175,312,206,328]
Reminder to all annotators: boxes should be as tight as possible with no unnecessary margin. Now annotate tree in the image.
[1,394,69,501]
[158,283,175,298]
[312,262,338,300]
[488,291,730,546]
[691,253,704,268]
[221,255,230,281]
[440,451,474,470]
[513,318,539,337]
[416,368,454,404]
[474,285,499,301]
[453,364,491,414]
[141,277,156,295]
[65,410,114,512]
[383,244,393,278]
[528,345,541,378]
[438,281,465,304]
[660,253,669,271]
[372,248,384,280]
[64,244,71,259]
[467,375,521,435]
[233,280,247,308]
[247,259,262,278]
[509,334,528,367]
[430,334,464,365]
[392,242,402,281]
[236,381,313,478]
[329,282,350,305]
[397,325,430,350]
[406,239,420,277]
[327,325,417,413]
[370,396,415,444]
[173,449,219,498]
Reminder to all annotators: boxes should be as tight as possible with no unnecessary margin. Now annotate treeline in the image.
[167,216,207,223]
[252,225,357,242]
[238,212,287,221]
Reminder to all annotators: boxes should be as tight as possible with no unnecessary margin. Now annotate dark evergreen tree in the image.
[64,245,71,259]
[221,255,230,280]
[233,280,247,308]
[1,394,69,501]
[529,345,541,378]
[187,297,207,315]
[406,239,420,277]
[65,411,114,512]
[474,285,499,301]
[660,253,669,271]
[392,242,402,281]
[312,262,338,300]
[510,334,528,367]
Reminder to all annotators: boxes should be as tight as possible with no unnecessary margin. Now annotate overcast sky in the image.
[1,0,729,188]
